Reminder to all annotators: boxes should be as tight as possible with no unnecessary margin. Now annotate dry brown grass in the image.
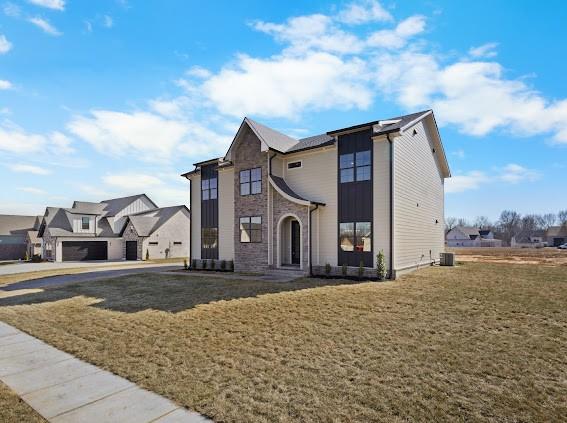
[0,263,566,422]
[448,247,567,266]
[0,382,45,422]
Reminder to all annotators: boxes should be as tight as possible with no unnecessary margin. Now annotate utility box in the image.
[440,252,455,266]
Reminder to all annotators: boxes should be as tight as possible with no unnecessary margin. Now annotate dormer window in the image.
[81,217,90,230]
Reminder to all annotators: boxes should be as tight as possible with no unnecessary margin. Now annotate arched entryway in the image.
[277,214,303,269]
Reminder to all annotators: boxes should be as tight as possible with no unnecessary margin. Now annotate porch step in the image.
[264,267,307,281]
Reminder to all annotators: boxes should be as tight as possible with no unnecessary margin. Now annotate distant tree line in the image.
[446,210,567,245]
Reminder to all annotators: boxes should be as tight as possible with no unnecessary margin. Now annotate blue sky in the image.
[0,0,566,221]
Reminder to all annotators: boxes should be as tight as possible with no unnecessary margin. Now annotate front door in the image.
[126,241,138,260]
[291,220,300,265]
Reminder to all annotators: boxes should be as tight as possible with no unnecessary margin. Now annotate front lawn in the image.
[0,262,565,422]
[0,382,45,422]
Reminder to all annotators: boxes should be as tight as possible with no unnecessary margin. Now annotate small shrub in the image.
[341,263,348,277]
[31,254,42,263]
[145,250,149,261]
[220,260,226,271]
[24,251,29,261]
[229,260,234,271]
[376,250,387,281]
[191,259,197,270]
[183,259,188,270]
[358,260,364,279]
[324,263,331,277]
[210,259,216,270]
[165,248,170,259]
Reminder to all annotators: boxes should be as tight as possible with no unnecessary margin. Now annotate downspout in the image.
[386,133,394,279]
[268,151,277,267]
[187,177,193,266]
[309,204,319,276]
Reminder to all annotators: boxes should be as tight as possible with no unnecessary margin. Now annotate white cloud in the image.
[367,15,426,49]
[0,80,13,90]
[28,17,62,36]
[469,42,498,59]
[3,3,21,17]
[337,0,393,24]
[103,15,113,28]
[49,131,74,154]
[18,186,47,195]
[8,163,51,175]
[499,163,539,183]
[252,14,363,55]
[103,173,163,190]
[27,0,65,11]
[451,149,465,159]
[0,34,12,54]
[202,52,371,118]
[0,124,46,153]
[185,66,212,79]
[446,164,540,193]
[445,171,488,193]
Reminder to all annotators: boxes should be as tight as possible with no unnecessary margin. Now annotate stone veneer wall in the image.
[122,221,143,260]
[271,186,310,272]
[233,127,269,273]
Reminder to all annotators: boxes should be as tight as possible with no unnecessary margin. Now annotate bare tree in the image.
[474,216,491,229]
[558,210,567,226]
[445,217,457,232]
[521,214,538,235]
[536,213,556,230]
[457,218,469,227]
[498,210,521,245]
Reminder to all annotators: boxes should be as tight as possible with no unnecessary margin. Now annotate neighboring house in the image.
[0,215,41,260]
[121,206,190,260]
[446,226,502,247]
[38,194,190,262]
[182,110,451,278]
[546,225,567,247]
[511,231,546,248]
[26,230,42,257]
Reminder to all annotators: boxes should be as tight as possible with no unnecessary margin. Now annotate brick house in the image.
[182,110,451,279]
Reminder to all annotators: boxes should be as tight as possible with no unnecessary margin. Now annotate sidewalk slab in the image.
[52,386,179,423]
[0,322,210,422]
[2,358,101,396]
[23,370,134,419]
[0,347,72,377]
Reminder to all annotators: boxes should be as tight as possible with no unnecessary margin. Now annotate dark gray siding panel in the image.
[338,129,373,267]
[201,163,219,259]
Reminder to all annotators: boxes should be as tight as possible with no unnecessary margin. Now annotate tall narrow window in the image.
[339,153,354,183]
[240,168,262,195]
[201,177,217,200]
[355,151,371,181]
[339,222,355,251]
[202,228,218,249]
[240,216,262,243]
[81,217,90,230]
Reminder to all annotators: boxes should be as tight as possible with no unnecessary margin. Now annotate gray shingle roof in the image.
[126,206,189,237]
[246,118,298,153]
[0,215,41,236]
[287,133,335,153]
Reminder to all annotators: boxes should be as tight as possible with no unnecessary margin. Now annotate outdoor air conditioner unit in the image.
[440,252,455,266]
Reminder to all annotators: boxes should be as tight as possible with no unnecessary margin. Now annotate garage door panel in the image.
[62,241,108,261]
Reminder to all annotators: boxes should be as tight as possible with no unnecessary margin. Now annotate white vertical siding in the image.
[372,138,391,269]
[218,168,234,260]
[190,174,201,259]
[113,197,156,233]
[283,147,337,266]
[72,216,95,233]
[393,118,445,271]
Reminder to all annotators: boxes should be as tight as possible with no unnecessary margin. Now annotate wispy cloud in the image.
[27,0,65,11]
[2,3,20,17]
[8,163,51,175]
[469,42,498,58]
[18,186,47,195]
[0,34,12,54]
[103,15,113,28]
[28,16,62,36]
[446,164,540,194]
[337,0,393,24]
[0,80,13,90]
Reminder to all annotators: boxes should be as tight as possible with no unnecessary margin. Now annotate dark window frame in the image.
[240,167,262,196]
[287,161,302,169]
[81,216,90,230]
[201,227,218,250]
[239,215,262,243]
[339,150,372,183]
[339,221,372,253]
[149,241,158,246]
[173,241,183,245]
[201,176,218,200]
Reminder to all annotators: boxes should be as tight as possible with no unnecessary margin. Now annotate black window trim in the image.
[81,216,90,230]
[201,176,218,201]
[239,215,262,243]
[339,221,372,253]
[339,150,372,183]
[239,167,262,196]
[201,227,219,250]
[149,241,158,245]
[287,160,302,169]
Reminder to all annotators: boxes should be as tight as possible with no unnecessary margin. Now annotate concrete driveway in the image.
[0,260,183,276]
[1,265,183,291]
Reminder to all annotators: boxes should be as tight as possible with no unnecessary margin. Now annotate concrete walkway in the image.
[0,322,209,422]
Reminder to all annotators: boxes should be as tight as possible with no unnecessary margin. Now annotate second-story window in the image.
[339,150,371,183]
[201,177,217,200]
[240,167,262,196]
[81,217,90,230]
